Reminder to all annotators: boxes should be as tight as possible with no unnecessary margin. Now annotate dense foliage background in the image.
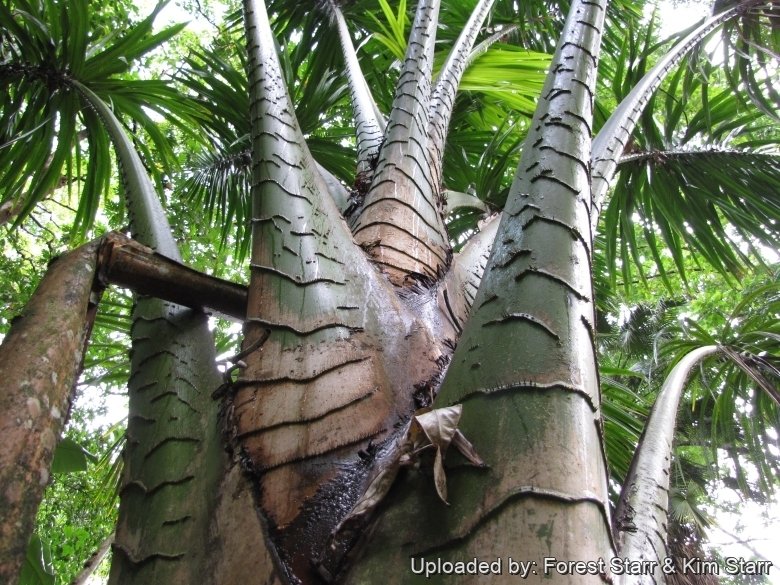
[1,0,777,582]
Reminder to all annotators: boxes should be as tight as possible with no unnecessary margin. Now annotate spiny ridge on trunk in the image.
[349,0,452,287]
[329,3,385,178]
[344,0,615,581]
[426,0,496,198]
[238,0,453,581]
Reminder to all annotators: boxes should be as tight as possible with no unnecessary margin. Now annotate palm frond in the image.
[607,146,779,289]
[457,45,549,115]
[592,3,743,217]
[712,0,780,120]
[443,109,524,209]
[367,0,409,61]
[601,373,650,484]
[180,144,252,259]
[0,0,201,235]
[660,272,780,500]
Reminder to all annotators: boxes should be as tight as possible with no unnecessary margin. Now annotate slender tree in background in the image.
[1,0,778,584]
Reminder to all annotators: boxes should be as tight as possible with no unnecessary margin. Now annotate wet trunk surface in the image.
[235,1,465,582]
[341,0,614,582]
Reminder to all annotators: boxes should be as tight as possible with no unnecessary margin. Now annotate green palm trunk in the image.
[346,0,613,582]
[75,77,271,585]
[2,1,778,584]
[350,0,451,286]
[237,0,452,580]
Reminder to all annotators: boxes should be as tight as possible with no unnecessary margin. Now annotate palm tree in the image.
[1,0,777,584]
[0,3,265,584]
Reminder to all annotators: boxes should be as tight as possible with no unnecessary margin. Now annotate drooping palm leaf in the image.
[592,2,743,216]
[595,6,779,291]
[712,0,780,120]
[0,0,202,235]
[661,272,780,499]
[611,147,780,285]
[180,142,253,259]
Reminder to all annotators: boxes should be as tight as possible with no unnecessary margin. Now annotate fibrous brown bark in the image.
[0,241,101,583]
